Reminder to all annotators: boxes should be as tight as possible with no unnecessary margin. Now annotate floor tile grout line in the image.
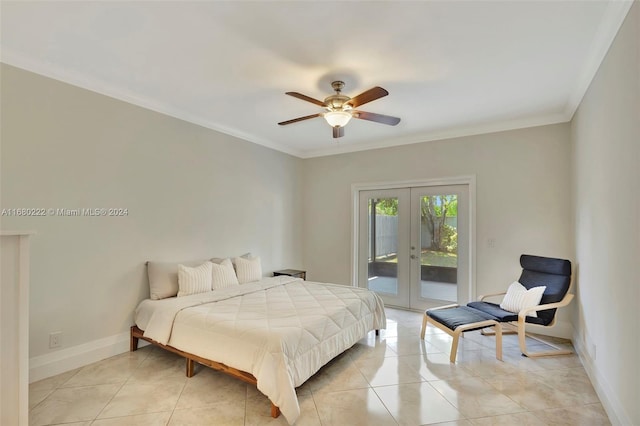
[476,375,534,416]
[87,347,158,423]
[308,389,323,425]
[170,375,189,410]
[369,386,401,425]
[90,374,131,423]
[90,409,173,424]
[28,388,55,414]
[28,362,103,418]
[242,383,248,426]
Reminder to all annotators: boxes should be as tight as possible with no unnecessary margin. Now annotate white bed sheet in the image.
[134,276,386,424]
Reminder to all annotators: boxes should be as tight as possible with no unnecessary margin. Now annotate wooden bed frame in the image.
[131,325,380,419]
[130,325,281,418]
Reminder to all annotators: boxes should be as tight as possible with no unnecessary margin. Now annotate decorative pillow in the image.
[147,259,207,300]
[177,262,213,297]
[234,256,262,284]
[212,253,251,265]
[211,258,239,290]
[500,281,546,317]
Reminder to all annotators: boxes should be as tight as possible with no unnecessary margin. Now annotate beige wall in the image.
[302,124,574,335]
[570,3,639,425]
[0,64,304,358]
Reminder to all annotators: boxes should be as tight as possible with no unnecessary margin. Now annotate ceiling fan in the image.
[278,81,401,138]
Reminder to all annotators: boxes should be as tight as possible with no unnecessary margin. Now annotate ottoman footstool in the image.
[420,304,503,363]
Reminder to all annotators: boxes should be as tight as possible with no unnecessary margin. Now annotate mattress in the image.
[134,276,386,424]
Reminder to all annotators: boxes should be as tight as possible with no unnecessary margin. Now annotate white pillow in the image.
[211,258,239,290]
[212,253,251,266]
[234,256,262,284]
[500,281,546,318]
[177,262,213,297]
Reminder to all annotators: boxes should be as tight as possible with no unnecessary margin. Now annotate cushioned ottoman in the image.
[420,305,503,363]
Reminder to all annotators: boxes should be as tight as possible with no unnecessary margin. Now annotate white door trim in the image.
[351,176,477,304]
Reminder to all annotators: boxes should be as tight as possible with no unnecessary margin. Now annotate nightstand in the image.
[273,269,306,280]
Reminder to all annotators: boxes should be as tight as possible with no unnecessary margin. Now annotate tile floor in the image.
[29,308,610,425]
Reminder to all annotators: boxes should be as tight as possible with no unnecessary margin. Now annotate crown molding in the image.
[563,0,634,119]
[1,0,631,160]
[299,112,570,159]
[0,49,304,159]
[0,51,576,160]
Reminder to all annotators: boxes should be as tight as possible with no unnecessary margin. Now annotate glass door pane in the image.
[409,185,469,311]
[358,189,410,308]
[367,197,400,296]
[418,194,458,302]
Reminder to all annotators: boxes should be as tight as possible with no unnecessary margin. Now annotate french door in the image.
[357,184,470,310]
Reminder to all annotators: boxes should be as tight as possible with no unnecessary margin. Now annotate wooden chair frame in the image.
[420,303,503,363]
[477,284,574,357]
[421,274,574,361]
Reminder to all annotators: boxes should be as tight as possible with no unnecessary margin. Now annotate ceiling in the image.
[1,1,633,158]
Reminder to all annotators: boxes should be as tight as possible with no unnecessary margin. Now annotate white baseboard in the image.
[572,330,632,426]
[29,331,148,383]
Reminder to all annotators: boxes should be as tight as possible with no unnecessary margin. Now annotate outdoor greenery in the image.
[421,195,457,253]
[421,249,458,268]
[374,198,399,216]
[378,249,458,268]
[441,224,458,253]
[373,195,459,254]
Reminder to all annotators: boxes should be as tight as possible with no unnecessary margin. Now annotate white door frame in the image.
[409,184,470,310]
[351,176,477,305]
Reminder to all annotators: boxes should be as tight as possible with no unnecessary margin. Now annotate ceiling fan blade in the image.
[353,110,401,126]
[278,113,322,126]
[332,126,344,138]
[346,87,389,108]
[285,92,326,107]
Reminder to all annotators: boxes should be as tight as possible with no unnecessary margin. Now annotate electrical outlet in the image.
[487,238,496,248]
[49,332,62,348]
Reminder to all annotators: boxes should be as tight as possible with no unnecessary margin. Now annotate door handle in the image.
[410,254,417,259]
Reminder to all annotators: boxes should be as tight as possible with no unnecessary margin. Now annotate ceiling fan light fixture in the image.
[324,110,352,127]
[279,81,399,139]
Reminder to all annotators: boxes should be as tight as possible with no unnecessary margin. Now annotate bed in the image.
[131,275,386,424]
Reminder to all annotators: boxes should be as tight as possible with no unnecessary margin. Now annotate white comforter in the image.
[136,276,386,424]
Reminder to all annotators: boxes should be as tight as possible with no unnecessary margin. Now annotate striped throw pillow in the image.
[234,256,262,284]
[177,261,213,297]
[500,281,546,317]
[211,258,239,289]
